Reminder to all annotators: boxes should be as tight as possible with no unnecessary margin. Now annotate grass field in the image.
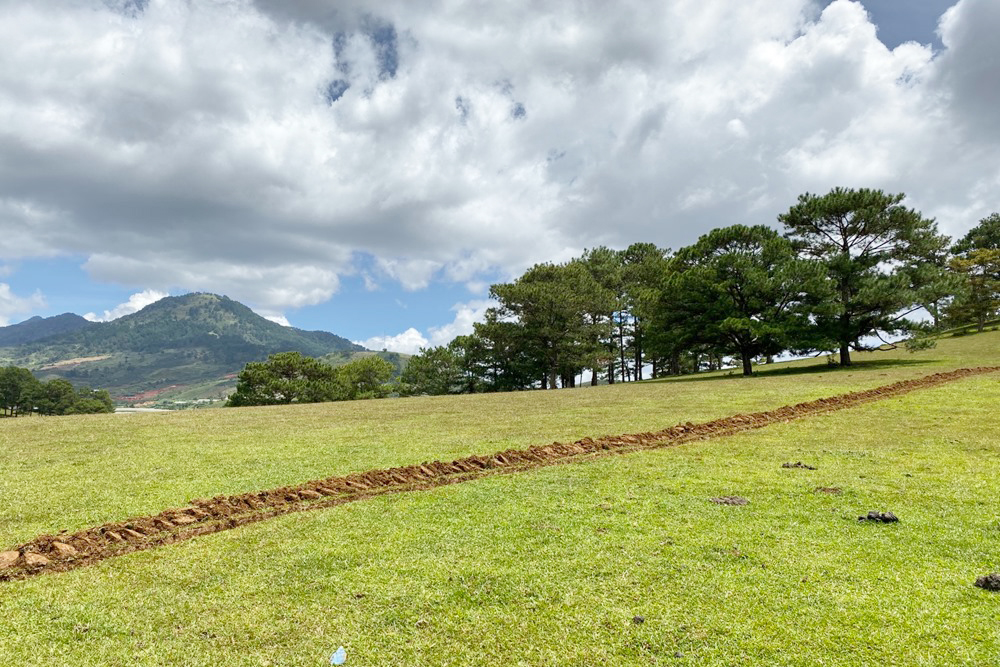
[1,332,999,665]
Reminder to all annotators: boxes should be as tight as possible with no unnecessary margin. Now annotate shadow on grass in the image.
[648,357,930,384]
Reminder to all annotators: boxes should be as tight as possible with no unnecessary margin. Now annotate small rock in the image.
[122,529,146,540]
[858,511,899,523]
[51,542,77,557]
[974,573,1000,591]
[23,552,50,567]
[632,616,645,625]
[711,496,749,506]
[0,551,20,569]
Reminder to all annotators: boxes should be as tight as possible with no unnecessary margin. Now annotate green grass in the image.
[1,331,999,665]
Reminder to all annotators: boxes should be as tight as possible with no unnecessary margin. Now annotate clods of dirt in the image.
[632,616,645,625]
[782,462,817,470]
[858,511,898,523]
[815,487,842,494]
[974,573,1000,591]
[711,496,749,506]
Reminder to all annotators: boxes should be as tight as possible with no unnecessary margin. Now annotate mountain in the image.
[0,293,366,405]
[0,313,93,346]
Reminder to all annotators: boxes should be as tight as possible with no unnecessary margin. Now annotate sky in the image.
[1,0,997,353]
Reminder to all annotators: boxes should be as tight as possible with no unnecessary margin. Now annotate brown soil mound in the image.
[2,365,997,582]
[711,496,749,506]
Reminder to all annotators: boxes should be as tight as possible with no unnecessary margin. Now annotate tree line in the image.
[0,366,115,417]
[226,352,397,406]
[398,188,999,394]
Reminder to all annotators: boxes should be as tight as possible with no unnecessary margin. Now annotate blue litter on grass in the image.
[331,646,347,665]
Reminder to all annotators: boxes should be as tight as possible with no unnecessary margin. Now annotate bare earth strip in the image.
[3,365,998,582]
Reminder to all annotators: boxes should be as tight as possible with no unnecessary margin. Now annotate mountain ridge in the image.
[0,293,367,404]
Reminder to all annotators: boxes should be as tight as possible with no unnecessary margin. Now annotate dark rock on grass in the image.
[711,496,749,506]
[858,511,899,523]
[632,616,645,625]
[975,573,1000,591]
[782,462,817,470]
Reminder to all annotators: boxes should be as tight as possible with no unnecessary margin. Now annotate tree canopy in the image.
[779,187,950,365]
[226,352,396,407]
[0,366,114,417]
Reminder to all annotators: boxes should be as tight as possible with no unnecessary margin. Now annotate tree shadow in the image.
[648,357,930,384]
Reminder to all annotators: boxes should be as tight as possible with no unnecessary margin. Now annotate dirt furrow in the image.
[3,365,997,581]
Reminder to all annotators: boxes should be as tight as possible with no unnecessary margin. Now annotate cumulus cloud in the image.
[84,289,169,322]
[356,298,494,353]
[0,283,45,326]
[356,327,429,354]
[0,0,997,321]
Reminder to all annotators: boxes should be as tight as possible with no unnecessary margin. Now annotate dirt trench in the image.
[2,365,998,582]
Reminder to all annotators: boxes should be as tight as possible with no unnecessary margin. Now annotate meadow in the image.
[1,332,998,665]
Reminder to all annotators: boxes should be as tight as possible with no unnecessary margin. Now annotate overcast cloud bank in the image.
[1,0,998,346]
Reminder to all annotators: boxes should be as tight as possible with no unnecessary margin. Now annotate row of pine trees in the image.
[399,189,1000,395]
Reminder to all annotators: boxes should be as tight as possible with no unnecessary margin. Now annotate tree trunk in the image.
[618,313,627,383]
[839,341,852,366]
[742,353,753,376]
[607,359,615,385]
[633,319,642,381]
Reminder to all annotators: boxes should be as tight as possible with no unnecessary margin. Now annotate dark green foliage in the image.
[779,187,950,365]
[335,355,395,400]
[226,352,340,406]
[0,313,92,346]
[946,249,1000,332]
[0,366,113,416]
[227,352,395,406]
[664,225,827,376]
[488,261,616,389]
[952,212,1000,255]
[0,366,39,417]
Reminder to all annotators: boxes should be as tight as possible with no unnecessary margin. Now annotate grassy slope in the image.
[1,332,998,665]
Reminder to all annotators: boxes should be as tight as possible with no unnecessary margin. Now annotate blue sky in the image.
[1,0,998,352]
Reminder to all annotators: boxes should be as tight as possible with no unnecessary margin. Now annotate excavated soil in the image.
[2,365,997,582]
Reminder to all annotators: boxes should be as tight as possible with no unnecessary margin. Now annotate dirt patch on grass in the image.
[782,462,817,470]
[710,496,749,506]
[2,365,997,582]
[39,355,111,370]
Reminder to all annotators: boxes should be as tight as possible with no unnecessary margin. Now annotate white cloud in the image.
[356,327,429,354]
[428,299,494,346]
[0,0,996,309]
[0,283,46,326]
[355,298,493,353]
[84,289,169,322]
[261,313,292,327]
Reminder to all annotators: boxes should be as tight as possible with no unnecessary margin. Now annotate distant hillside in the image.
[0,313,92,346]
[0,293,365,405]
